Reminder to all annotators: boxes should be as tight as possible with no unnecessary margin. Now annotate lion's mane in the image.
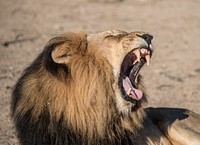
[11,32,146,145]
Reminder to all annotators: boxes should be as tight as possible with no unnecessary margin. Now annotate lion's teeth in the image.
[133,49,140,64]
[133,59,138,65]
[127,88,132,96]
[133,49,151,65]
[145,54,150,66]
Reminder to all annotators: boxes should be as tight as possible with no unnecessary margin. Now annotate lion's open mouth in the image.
[120,47,152,102]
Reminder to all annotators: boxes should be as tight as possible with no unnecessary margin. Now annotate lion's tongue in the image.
[122,76,143,100]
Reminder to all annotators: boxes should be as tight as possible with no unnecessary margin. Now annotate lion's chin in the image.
[115,89,146,127]
[114,84,139,115]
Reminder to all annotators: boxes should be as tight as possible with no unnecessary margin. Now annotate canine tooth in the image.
[133,49,141,63]
[133,59,138,65]
[145,54,150,66]
[127,88,132,96]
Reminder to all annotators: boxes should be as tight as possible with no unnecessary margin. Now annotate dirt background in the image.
[1,0,200,144]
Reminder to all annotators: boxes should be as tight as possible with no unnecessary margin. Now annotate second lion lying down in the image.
[11,30,200,145]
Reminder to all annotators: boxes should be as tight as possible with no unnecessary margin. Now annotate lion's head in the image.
[12,30,153,144]
[87,30,153,114]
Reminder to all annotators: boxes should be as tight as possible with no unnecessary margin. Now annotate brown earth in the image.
[1,0,200,144]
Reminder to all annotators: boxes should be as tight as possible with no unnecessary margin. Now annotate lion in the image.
[11,30,200,145]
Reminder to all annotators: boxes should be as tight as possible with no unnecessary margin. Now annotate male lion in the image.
[11,30,200,145]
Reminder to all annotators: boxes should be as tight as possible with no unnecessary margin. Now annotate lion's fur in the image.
[11,31,147,145]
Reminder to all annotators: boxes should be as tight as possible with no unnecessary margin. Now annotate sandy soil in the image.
[1,0,200,144]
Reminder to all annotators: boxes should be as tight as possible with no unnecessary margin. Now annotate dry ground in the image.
[0,0,200,144]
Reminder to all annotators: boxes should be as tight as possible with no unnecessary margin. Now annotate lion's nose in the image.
[141,34,153,45]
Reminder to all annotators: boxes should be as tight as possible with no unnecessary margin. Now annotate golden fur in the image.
[12,30,200,145]
[12,30,150,145]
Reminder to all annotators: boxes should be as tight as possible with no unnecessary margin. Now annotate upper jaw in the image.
[131,38,153,66]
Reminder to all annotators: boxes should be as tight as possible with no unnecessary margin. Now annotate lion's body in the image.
[11,30,200,145]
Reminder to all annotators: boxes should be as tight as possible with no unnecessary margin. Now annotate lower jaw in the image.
[116,96,143,115]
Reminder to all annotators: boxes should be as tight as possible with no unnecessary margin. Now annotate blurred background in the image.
[1,0,200,144]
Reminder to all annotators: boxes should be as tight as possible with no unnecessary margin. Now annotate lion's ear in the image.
[51,43,73,64]
[50,32,87,64]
